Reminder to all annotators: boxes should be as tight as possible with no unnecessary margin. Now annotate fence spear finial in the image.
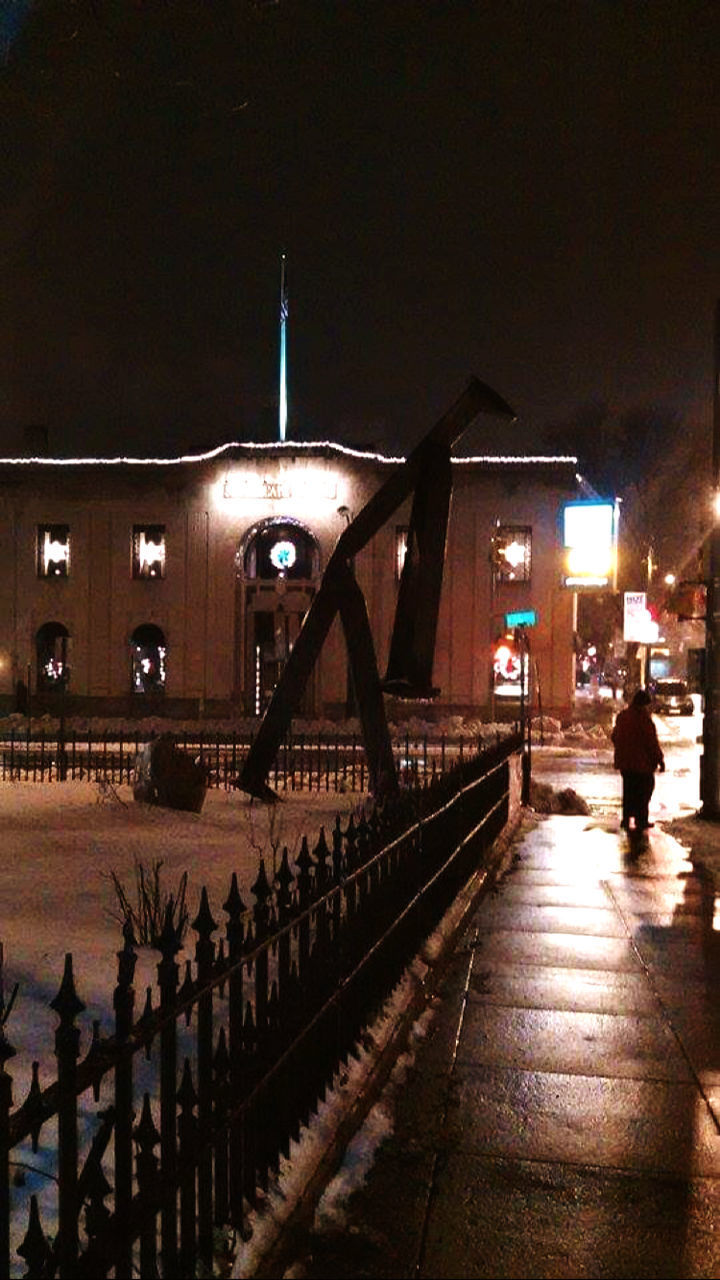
[50,953,85,1023]
[192,885,217,940]
[158,899,182,959]
[17,1195,52,1276]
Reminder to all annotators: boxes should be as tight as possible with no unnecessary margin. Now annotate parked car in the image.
[651,678,694,716]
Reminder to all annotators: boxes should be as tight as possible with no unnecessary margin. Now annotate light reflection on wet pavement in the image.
[532,708,703,825]
[294,708,720,1280]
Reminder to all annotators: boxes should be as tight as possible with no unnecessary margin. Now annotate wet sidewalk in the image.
[294,814,720,1279]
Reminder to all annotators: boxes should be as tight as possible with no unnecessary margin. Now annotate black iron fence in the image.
[0,727,513,793]
[0,731,521,1279]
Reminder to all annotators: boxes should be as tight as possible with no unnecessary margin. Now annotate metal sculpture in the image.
[238,378,516,799]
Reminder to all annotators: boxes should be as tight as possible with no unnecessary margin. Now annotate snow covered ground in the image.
[0,781,366,1096]
[0,778,380,1276]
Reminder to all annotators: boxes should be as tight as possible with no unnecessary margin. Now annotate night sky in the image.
[1,0,719,474]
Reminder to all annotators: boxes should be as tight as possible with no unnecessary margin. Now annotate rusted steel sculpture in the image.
[238,378,515,800]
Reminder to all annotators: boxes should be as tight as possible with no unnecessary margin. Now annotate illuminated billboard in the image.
[562,500,618,589]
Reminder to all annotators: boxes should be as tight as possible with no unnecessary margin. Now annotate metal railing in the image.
[0,727,514,793]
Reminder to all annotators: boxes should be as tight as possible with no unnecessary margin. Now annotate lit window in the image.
[37,525,70,578]
[493,526,532,583]
[36,622,70,689]
[395,527,409,581]
[494,637,521,682]
[131,624,167,693]
[133,525,166,579]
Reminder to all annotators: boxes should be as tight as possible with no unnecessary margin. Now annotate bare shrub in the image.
[107,859,189,947]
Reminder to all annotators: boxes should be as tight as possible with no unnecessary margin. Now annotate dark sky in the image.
[1,0,719,465]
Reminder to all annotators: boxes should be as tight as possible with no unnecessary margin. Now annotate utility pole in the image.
[278,253,288,443]
[516,625,532,804]
[701,300,720,817]
[644,542,655,688]
[489,519,499,724]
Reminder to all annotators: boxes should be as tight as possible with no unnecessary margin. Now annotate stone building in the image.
[0,439,581,722]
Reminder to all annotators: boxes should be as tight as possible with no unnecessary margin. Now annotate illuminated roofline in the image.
[453,454,578,465]
[0,440,578,468]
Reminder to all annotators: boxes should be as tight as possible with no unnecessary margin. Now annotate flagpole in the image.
[279,253,288,443]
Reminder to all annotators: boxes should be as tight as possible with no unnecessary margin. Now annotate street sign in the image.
[505,609,537,628]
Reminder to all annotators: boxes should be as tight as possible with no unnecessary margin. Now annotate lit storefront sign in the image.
[493,633,529,697]
[562,500,618,588]
[624,591,658,643]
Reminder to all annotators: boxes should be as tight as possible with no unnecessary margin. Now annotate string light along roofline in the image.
[0,440,578,468]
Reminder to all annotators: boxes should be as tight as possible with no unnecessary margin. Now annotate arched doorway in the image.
[238,518,320,715]
[36,622,70,691]
[131,624,167,694]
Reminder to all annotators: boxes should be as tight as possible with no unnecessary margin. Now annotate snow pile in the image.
[529,778,591,815]
[230,967,436,1279]
[0,708,614,753]
[556,727,604,747]
[0,711,521,744]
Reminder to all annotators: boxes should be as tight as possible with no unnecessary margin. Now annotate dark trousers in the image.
[621,770,655,830]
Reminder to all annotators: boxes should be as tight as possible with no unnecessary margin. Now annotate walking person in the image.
[611,688,665,832]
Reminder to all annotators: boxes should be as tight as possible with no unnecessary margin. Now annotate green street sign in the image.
[505,609,537,628]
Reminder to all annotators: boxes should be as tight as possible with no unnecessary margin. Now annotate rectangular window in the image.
[395,526,409,581]
[493,525,532,583]
[37,524,70,578]
[132,525,166,579]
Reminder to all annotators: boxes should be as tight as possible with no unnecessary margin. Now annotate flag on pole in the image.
[279,254,288,442]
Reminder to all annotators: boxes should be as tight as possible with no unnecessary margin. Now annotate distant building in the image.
[0,441,581,721]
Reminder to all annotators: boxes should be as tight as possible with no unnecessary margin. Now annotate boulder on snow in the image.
[133,733,208,813]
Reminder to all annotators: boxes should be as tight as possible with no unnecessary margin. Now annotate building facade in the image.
[0,442,580,722]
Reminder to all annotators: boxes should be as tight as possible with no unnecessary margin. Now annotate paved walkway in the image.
[294,814,720,1279]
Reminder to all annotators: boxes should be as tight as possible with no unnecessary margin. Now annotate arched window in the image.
[131,624,167,694]
[242,519,320,581]
[36,622,70,690]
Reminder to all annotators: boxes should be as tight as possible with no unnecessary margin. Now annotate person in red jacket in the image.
[611,688,665,832]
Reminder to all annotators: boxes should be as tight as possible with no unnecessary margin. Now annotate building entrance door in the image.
[237,519,320,716]
[246,594,314,716]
